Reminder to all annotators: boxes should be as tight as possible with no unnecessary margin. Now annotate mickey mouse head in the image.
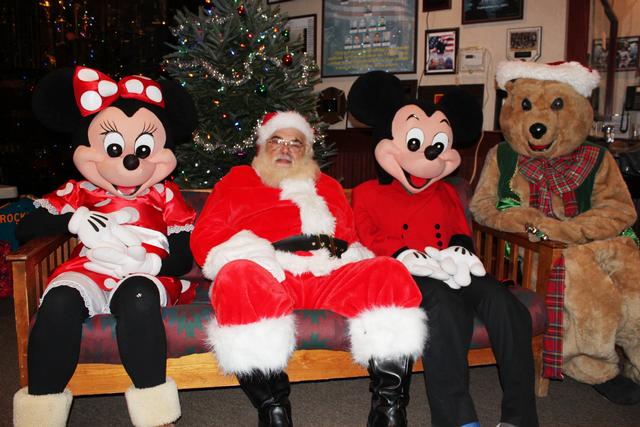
[347,71,483,193]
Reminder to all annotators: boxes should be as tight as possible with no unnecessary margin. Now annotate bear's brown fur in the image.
[470,73,640,386]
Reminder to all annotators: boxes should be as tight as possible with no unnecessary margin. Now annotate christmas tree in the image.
[164,1,331,188]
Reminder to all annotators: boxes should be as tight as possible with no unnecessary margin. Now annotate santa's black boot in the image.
[367,356,413,427]
[238,371,293,427]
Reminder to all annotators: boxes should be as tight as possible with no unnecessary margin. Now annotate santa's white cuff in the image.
[206,315,296,375]
[202,230,276,280]
[348,306,428,366]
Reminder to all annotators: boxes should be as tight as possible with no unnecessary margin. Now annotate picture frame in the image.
[506,26,541,61]
[462,0,524,25]
[285,14,317,60]
[321,0,418,77]
[423,0,452,12]
[615,36,639,71]
[266,0,293,4]
[424,28,459,74]
[590,39,608,71]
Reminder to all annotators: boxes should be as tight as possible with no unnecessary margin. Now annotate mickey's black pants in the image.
[27,276,167,394]
[416,275,539,427]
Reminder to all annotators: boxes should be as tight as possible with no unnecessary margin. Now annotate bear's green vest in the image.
[496,141,605,214]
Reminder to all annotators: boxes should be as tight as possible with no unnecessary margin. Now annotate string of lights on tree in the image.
[163,0,332,188]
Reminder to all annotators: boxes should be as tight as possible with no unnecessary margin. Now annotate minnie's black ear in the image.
[347,71,405,128]
[32,68,83,133]
[159,79,198,143]
[438,87,483,149]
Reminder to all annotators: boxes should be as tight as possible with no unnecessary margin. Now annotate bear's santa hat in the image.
[496,61,600,97]
[256,111,315,146]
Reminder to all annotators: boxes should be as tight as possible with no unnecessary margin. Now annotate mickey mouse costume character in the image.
[13,67,198,427]
[349,71,539,427]
[190,111,427,427]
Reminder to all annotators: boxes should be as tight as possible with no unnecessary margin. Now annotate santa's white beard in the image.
[252,149,320,188]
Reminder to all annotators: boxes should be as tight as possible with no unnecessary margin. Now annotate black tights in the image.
[27,276,167,395]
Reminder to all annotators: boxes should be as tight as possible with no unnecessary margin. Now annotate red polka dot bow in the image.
[72,66,165,117]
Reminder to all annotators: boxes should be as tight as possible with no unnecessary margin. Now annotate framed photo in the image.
[616,36,639,71]
[285,14,317,59]
[590,39,608,71]
[266,0,293,4]
[506,26,541,61]
[423,0,452,12]
[424,28,459,74]
[462,0,524,25]
[321,0,418,77]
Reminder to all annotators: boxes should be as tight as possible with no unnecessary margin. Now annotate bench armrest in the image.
[473,221,566,299]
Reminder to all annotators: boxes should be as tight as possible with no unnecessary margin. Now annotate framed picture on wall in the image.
[424,28,459,74]
[462,0,524,25]
[285,14,317,59]
[321,0,418,77]
[266,0,293,4]
[590,39,608,71]
[423,0,452,12]
[615,36,639,71]
[506,26,541,61]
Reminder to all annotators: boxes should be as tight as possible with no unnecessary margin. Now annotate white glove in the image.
[84,245,162,279]
[425,246,486,289]
[396,249,450,280]
[68,206,140,250]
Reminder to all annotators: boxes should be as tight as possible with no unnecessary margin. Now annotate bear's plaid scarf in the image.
[517,145,600,379]
[517,145,601,218]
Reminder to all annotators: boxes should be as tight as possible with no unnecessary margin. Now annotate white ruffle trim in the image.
[167,224,195,235]
[33,199,59,215]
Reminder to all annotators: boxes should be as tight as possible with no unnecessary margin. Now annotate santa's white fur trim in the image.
[496,60,600,97]
[206,315,296,375]
[348,306,428,366]
[257,111,315,146]
[13,387,72,427]
[202,230,275,280]
[125,378,181,427]
[279,178,335,235]
[275,241,373,276]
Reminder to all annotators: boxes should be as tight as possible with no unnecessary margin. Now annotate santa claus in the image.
[190,111,427,427]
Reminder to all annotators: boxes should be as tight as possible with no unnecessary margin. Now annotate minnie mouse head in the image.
[347,71,483,193]
[32,67,198,198]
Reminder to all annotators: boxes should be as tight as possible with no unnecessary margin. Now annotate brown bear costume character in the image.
[471,60,640,405]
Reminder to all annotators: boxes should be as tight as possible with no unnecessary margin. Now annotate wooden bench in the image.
[9,188,561,397]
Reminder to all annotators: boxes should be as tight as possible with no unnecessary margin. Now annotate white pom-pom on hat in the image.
[256,111,315,146]
[496,61,600,97]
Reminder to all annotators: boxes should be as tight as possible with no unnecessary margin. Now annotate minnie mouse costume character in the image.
[13,67,198,427]
[349,71,539,427]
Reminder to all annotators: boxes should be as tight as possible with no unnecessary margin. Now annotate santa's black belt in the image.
[272,234,348,258]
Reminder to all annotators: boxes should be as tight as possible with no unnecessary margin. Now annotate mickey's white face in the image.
[375,104,461,194]
[73,106,176,199]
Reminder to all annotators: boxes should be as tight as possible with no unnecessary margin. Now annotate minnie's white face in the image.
[375,104,461,194]
[73,106,176,198]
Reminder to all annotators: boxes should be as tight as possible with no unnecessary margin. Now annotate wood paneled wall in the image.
[324,129,503,190]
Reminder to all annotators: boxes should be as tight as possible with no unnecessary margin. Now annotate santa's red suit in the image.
[36,179,196,312]
[352,179,471,256]
[190,166,426,375]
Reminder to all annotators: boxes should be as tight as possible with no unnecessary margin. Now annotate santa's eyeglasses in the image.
[266,136,305,152]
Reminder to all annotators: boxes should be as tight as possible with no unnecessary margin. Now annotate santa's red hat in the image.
[256,111,315,146]
[496,61,600,97]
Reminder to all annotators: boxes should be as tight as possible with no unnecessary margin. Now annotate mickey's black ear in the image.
[438,88,483,149]
[347,71,405,128]
[32,68,83,133]
[159,79,199,142]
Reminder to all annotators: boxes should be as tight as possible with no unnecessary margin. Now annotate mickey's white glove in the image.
[396,249,451,280]
[68,206,140,250]
[85,245,162,278]
[425,246,486,289]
